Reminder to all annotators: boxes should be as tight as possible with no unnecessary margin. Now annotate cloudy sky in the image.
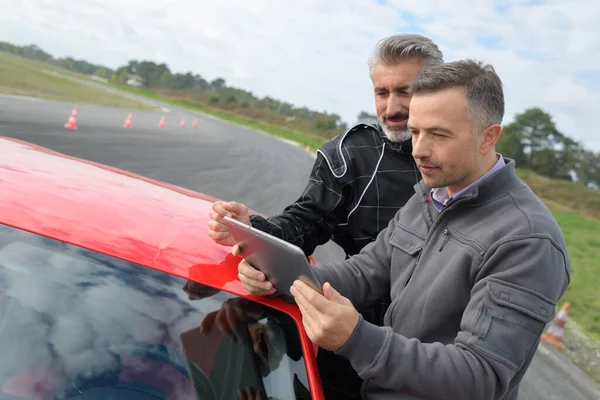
[2,0,599,150]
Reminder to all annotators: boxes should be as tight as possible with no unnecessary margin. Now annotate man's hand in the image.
[291,280,359,351]
[208,201,251,246]
[200,298,255,343]
[235,245,277,296]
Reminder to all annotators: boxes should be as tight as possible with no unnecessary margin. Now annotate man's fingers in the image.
[323,282,352,306]
[224,201,248,215]
[212,201,232,218]
[292,280,330,313]
[235,252,277,296]
[208,219,229,232]
[238,272,276,294]
[226,307,245,343]
[200,311,217,334]
[209,210,224,223]
[295,292,320,331]
[238,259,265,281]
[238,259,275,294]
[215,307,232,338]
[232,244,243,257]
[208,230,229,241]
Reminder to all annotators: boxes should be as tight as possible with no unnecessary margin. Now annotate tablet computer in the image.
[223,216,322,302]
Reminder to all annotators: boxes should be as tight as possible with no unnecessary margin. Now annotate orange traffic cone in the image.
[541,302,570,349]
[158,116,165,128]
[64,106,78,130]
[192,118,198,128]
[123,112,132,129]
[180,117,186,128]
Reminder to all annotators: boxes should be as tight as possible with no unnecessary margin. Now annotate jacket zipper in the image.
[449,227,486,255]
[424,194,472,245]
[439,229,450,251]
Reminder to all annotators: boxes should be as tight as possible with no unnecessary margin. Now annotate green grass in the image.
[0,55,152,109]
[518,168,600,221]
[516,169,600,342]
[549,209,600,342]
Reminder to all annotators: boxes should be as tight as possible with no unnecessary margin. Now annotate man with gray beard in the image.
[208,33,444,400]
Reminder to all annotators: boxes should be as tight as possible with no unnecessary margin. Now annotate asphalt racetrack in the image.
[1,94,599,400]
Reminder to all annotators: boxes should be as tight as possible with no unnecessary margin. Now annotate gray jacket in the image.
[313,158,571,400]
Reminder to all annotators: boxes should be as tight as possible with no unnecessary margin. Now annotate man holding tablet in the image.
[236,59,571,399]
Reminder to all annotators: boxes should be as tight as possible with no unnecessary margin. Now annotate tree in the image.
[357,110,377,122]
[110,67,129,84]
[314,114,340,132]
[497,124,527,166]
[573,148,600,187]
[127,60,138,74]
[211,78,226,90]
[505,108,562,170]
[94,67,108,78]
[159,70,172,88]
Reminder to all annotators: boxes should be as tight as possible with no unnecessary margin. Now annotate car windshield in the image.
[0,223,311,400]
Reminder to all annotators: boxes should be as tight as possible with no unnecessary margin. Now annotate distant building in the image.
[90,75,109,83]
[126,74,144,87]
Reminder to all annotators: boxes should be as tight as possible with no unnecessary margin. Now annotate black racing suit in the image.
[249,122,421,400]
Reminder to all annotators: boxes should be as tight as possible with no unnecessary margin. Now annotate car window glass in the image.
[0,223,312,400]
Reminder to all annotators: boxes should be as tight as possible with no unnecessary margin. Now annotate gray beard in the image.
[380,120,412,142]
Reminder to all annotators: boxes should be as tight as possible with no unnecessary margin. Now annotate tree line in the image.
[2,42,597,187]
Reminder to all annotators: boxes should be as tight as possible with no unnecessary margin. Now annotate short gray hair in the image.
[408,59,505,133]
[368,34,444,77]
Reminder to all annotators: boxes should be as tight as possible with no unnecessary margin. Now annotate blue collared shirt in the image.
[431,154,505,212]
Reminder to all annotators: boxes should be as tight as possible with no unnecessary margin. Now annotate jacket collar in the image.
[416,158,525,207]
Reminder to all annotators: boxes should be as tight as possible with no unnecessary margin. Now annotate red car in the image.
[0,136,324,400]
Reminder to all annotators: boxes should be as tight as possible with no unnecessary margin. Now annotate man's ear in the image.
[479,124,502,155]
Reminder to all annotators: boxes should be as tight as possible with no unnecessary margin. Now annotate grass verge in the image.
[0,55,152,109]
[547,209,600,343]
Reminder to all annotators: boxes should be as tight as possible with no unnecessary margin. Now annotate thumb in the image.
[323,282,348,305]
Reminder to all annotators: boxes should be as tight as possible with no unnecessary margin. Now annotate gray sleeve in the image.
[311,212,397,306]
[335,235,570,399]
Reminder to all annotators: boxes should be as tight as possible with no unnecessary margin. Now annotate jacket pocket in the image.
[389,225,425,256]
[387,225,425,325]
[438,226,486,259]
[471,278,556,370]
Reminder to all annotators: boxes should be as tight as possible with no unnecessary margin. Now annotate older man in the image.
[237,59,571,399]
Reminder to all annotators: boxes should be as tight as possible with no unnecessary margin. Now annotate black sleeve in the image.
[249,153,349,256]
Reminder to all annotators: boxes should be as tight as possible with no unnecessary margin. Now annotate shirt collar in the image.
[430,154,505,212]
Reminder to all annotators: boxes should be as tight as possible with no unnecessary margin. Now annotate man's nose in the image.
[412,133,430,159]
[387,93,408,116]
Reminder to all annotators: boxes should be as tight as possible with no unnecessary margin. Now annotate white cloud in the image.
[1,0,598,151]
